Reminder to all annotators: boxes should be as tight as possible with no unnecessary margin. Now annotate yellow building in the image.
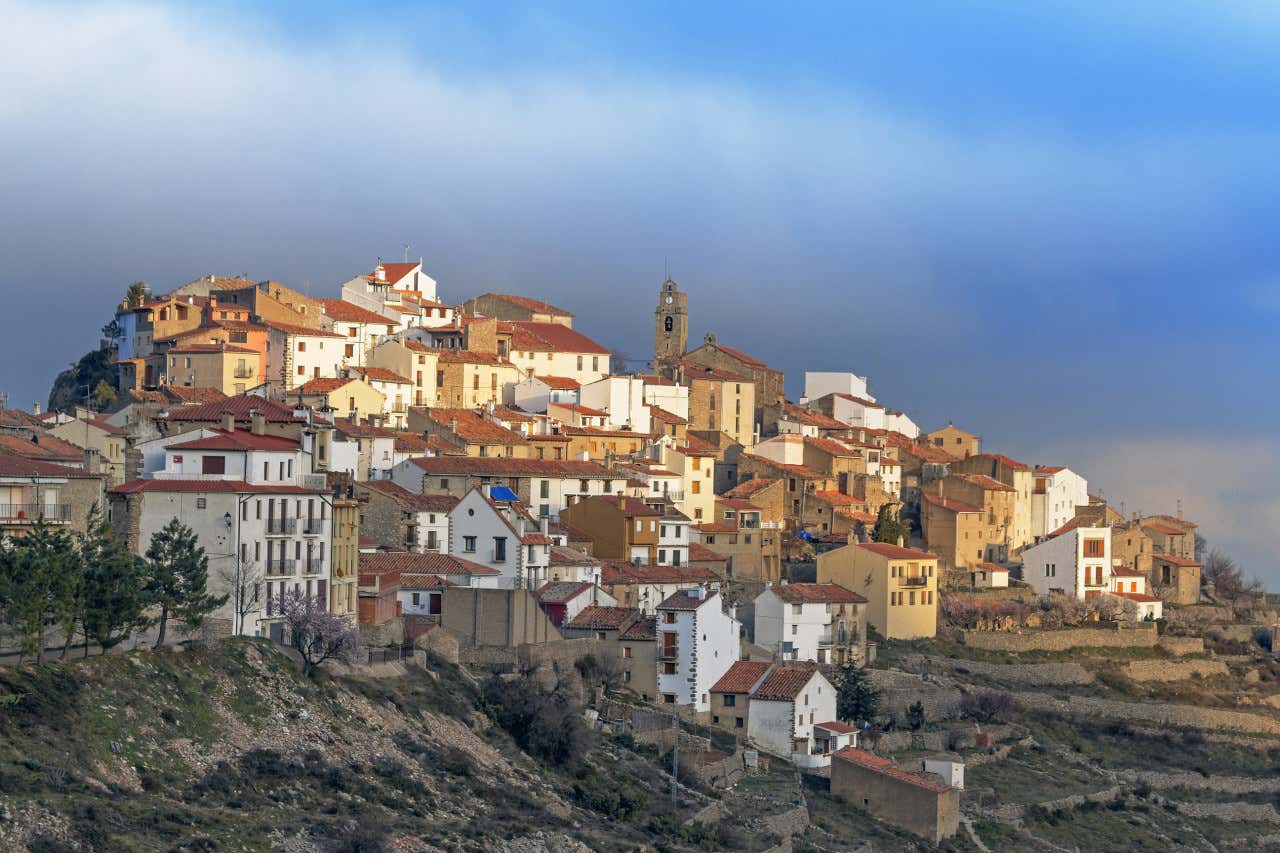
[817,541,938,639]
[165,343,261,395]
[435,349,523,409]
[330,497,360,622]
[48,413,127,487]
[295,377,386,423]
[678,360,756,450]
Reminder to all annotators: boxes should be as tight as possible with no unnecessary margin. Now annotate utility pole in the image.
[671,712,679,810]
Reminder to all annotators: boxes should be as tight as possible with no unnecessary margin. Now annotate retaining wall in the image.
[1122,659,1229,682]
[1017,692,1280,735]
[961,624,1157,652]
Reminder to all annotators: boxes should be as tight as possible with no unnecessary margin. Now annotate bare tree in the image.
[276,590,361,676]
[217,558,263,636]
[1202,549,1264,605]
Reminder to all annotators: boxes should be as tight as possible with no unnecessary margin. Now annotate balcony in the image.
[0,503,71,523]
[663,489,685,503]
[658,643,679,661]
[302,518,323,535]
[302,559,324,576]
[899,575,928,587]
[233,366,255,378]
[266,559,296,576]
[391,402,407,413]
[266,518,297,535]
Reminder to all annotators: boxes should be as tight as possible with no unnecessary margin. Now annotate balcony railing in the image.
[302,518,323,535]
[658,647,678,661]
[759,521,783,529]
[0,503,71,523]
[663,489,685,503]
[233,366,254,378]
[266,518,297,535]
[303,559,324,576]
[266,559,296,576]
[391,403,407,413]
[899,576,928,587]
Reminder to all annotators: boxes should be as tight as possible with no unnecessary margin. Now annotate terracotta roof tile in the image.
[600,561,720,586]
[855,542,937,560]
[357,551,501,576]
[167,428,299,452]
[319,299,396,325]
[657,588,719,610]
[480,293,574,318]
[923,493,982,513]
[834,748,952,792]
[711,661,770,694]
[535,375,581,390]
[751,664,820,701]
[769,583,866,605]
[352,366,412,384]
[564,605,635,630]
[688,543,729,563]
[357,480,459,512]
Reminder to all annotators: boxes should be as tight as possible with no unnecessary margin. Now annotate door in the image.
[269,622,285,643]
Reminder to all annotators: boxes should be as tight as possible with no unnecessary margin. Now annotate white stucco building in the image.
[747,666,838,767]
[1021,525,1112,601]
[802,372,874,405]
[656,587,741,712]
[447,486,553,590]
[1030,466,1089,541]
[512,375,581,413]
[753,583,868,665]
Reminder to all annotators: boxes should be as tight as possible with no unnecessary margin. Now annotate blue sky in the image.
[1,1,1277,578]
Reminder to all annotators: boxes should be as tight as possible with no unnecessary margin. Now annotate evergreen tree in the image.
[80,505,147,654]
[871,504,909,545]
[0,523,79,662]
[144,519,226,646]
[92,379,117,410]
[835,661,880,724]
[125,280,150,307]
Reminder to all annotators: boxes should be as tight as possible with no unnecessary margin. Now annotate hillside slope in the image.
[0,640,740,852]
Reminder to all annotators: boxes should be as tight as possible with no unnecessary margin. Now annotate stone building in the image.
[682,332,785,411]
[652,278,689,377]
[831,747,959,843]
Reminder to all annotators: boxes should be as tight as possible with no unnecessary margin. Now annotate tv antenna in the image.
[403,243,411,263]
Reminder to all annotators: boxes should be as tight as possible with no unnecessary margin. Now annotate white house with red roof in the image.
[512,374,581,413]
[263,321,346,392]
[1107,565,1162,620]
[754,582,868,666]
[318,299,400,366]
[746,664,838,768]
[110,415,333,640]
[801,371,874,406]
[505,321,611,387]
[656,586,741,712]
[1021,524,1113,601]
[447,485,553,590]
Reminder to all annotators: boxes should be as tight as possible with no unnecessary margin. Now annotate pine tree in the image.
[835,661,880,724]
[144,519,226,647]
[80,505,147,654]
[0,522,79,662]
[871,504,909,545]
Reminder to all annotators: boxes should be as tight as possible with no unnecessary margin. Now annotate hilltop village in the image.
[2,260,1273,849]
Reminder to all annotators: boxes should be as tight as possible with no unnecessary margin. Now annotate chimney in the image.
[250,410,266,436]
[187,296,194,305]
[896,535,905,547]
[32,402,40,415]
[83,448,101,474]
[449,417,458,435]
[517,517,526,536]
[540,516,549,535]
[221,411,235,432]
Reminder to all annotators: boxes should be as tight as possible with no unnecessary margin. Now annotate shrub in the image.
[907,701,925,731]
[482,673,589,767]
[957,691,1020,724]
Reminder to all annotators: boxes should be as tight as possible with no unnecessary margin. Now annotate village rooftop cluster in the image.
[0,259,1205,841]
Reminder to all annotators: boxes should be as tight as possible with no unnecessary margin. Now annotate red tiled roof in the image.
[855,542,937,561]
[166,428,299,452]
[1049,516,1093,537]
[1112,591,1161,603]
[724,478,779,498]
[657,588,718,610]
[804,436,860,458]
[319,299,395,325]
[165,386,227,404]
[297,377,361,395]
[923,493,982,514]
[620,617,657,640]
[769,583,866,605]
[1034,465,1066,475]
[688,543,729,563]
[834,748,952,793]
[436,349,514,366]
[352,366,412,384]
[425,408,528,446]
[166,396,304,424]
[833,393,883,409]
[896,442,958,464]
[1147,514,1198,530]
[509,321,608,355]
[739,453,826,479]
[357,551,501,576]
[961,474,1015,492]
[0,456,100,478]
[408,456,614,478]
[710,661,770,694]
[549,402,608,418]
[717,498,759,511]
[1143,522,1187,536]
[536,375,581,390]
[590,494,662,516]
[835,509,878,524]
[676,360,751,384]
[780,404,847,430]
[399,574,453,590]
[977,562,1009,573]
[813,490,860,507]
[358,480,460,512]
[108,479,325,495]
[393,432,432,453]
[1111,566,1145,577]
[549,545,599,567]
[564,605,635,630]
[0,433,85,463]
[816,720,858,734]
[969,453,1030,472]
[535,580,595,604]
[647,405,688,425]
[752,664,820,701]
[482,293,574,318]
[599,561,720,586]
[263,320,344,338]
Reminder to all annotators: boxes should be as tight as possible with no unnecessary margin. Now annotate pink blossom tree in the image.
[276,590,362,676]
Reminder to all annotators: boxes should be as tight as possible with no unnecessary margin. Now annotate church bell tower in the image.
[653,278,688,377]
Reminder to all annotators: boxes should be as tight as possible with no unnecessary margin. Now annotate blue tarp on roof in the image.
[488,485,520,503]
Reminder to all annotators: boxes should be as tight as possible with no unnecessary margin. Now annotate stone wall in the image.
[961,624,1157,652]
[865,669,962,723]
[901,654,1094,686]
[360,618,404,648]
[1017,692,1280,735]
[1158,635,1205,655]
[1122,659,1229,682]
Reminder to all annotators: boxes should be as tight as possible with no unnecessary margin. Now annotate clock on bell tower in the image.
[653,278,688,378]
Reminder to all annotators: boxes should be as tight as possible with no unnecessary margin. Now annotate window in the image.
[411,592,420,606]
[195,497,206,509]
[735,717,744,728]
[298,341,306,352]
[623,646,633,659]
[691,481,700,494]
[635,519,643,532]
[493,536,507,562]
[663,611,676,624]
[662,662,676,675]
[664,694,676,704]
[577,355,584,371]
[463,536,477,553]
[723,693,736,707]
[539,480,549,499]
[201,455,226,475]
[1083,538,1105,557]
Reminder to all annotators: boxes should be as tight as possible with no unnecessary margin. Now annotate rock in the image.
[1244,669,1261,685]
